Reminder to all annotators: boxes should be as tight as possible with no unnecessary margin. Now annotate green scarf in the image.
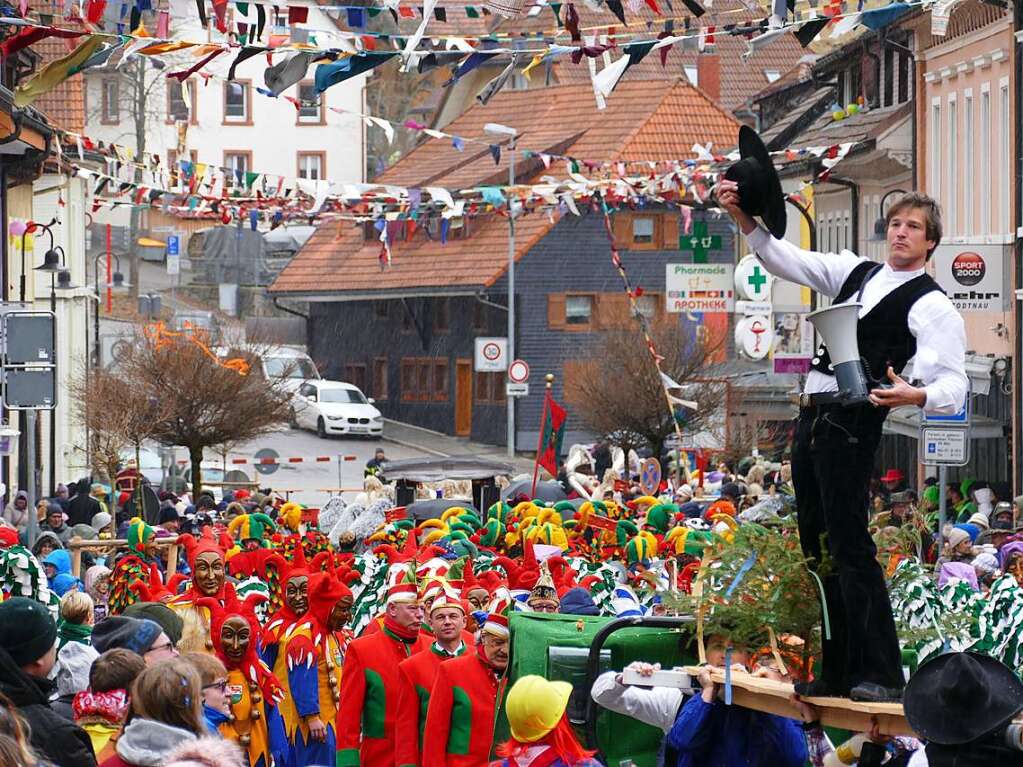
[56,619,92,649]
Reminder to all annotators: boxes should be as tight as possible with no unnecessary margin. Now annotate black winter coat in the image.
[0,647,96,767]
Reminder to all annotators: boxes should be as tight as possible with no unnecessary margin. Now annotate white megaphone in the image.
[806,302,872,405]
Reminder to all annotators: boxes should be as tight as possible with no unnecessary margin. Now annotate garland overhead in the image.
[4,0,927,110]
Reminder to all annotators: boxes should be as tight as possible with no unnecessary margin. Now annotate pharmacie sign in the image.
[666,263,735,313]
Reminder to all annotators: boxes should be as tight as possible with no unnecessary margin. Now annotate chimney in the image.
[696,54,721,104]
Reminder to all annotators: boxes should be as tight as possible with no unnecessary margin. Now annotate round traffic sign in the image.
[482,342,502,361]
[639,457,662,495]
[508,359,530,384]
[253,447,280,476]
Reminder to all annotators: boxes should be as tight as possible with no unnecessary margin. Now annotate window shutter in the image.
[662,213,680,251]
[548,294,567,328]
[596,293,630,328]
[612,212,631,246]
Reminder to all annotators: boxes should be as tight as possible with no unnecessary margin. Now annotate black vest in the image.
[810,260,943,384]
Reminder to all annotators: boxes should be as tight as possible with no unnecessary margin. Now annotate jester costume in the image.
[199,594,284,767]
[395,590,469,767]
[336,583,430,767]
[255,549,306,671]
[108,518,164,614]
[276,570,354,767]
[168,530,232,653]
[421,643,506,767]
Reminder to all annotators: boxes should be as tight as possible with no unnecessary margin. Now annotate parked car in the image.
[217,345,320,394]
[290,380,383,439]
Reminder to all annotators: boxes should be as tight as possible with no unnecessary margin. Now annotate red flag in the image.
[537,393,566,478]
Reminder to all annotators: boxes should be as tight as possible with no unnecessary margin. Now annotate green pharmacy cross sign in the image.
[747,264,768,294]
[679,222,722,264]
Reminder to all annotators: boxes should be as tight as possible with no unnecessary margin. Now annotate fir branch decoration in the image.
[663,520,822,656]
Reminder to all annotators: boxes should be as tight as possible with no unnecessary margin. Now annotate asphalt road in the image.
[166,425,428,508]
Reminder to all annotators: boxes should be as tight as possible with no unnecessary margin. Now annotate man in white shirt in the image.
[718,180,967,703]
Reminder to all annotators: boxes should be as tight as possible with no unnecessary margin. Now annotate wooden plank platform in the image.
[683,666,913,736]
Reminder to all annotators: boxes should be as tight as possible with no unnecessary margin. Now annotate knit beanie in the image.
[122,601,185,645]
[92,616,162,655]
[0,597,57,666]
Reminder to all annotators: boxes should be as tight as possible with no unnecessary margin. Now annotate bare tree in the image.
[73,366,171,485]
[114,328,291,496]
[565,317,729,459]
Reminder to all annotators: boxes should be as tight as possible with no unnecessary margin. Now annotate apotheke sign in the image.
[931,244,1007,312]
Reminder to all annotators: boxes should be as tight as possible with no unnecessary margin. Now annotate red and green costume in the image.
[395,641,468,767]
[421,645,506,767]
[336,617,430,767]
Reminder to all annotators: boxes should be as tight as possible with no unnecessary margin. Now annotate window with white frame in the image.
[1000,79,1010,234]
[297,152,323,180]
[963,91,974,236]
[224,81,249,122]
[297,82,321,123]
[565,295,593,325]
[930,99,941,204]
[947,95,957,236]
[683,65,698,86]
[980,87,991,235]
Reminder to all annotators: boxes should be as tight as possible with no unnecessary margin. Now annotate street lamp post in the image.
[485,122,518,459]
[91,253,130,368]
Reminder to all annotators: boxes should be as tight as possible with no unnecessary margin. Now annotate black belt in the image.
[793,392,846,408]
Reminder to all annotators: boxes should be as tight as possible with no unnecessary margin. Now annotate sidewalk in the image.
[382,419,536,476]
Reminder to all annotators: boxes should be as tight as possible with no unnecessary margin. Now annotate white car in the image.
[291,380,383,439]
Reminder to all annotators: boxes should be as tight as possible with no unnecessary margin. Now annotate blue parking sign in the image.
[167,235,180,256]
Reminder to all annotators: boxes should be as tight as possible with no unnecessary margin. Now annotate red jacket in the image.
[336,626,430,767]
[421,649,506,767]
[395,643,468,767]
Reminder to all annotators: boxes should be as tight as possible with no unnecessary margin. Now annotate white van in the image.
[216,345,321,394]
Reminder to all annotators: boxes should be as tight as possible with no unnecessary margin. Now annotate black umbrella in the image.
[501,479,568,503]
[406,498,476,522]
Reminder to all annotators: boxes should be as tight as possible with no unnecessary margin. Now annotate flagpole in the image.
[530,374,554,498]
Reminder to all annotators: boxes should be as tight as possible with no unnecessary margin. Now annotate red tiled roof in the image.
[271,78,740,296]
[28,37,86,133]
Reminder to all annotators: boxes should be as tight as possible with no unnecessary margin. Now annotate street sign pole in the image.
[937,464,947,552]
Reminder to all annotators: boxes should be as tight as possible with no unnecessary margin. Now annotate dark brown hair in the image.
[885,192,943,259]
[90,648,146,694]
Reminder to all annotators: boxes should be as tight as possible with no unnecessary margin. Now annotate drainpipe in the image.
[824,175,861,254]
[271,295,310,350]
[879,34,918,191]
[1013,2,1022,492]
[474,292,508,313]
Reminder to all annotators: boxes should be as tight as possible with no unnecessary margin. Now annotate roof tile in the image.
[272,78,740,296]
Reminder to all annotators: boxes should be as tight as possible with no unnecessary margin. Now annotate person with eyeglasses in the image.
[183,652,231,737]
[92,616,178,666]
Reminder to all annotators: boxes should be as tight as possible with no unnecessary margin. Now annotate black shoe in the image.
[793,679,849,698]
[849,682,903,703]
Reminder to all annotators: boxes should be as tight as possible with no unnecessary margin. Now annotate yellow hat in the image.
[505,675,573,743]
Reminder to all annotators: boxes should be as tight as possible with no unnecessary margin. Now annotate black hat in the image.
[719,482,742,500]
[158,506,180,524]
[92,616,163,656]
[122,601,184,645]
[904,652,1023,745]
[724,125,787,239]
[0,597,57,666]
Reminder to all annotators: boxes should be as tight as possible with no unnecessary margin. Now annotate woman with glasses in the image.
[99,658,243,767]
[182,652,231,737]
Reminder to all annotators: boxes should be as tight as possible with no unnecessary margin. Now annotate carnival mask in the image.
[285,575,309,615]
[328,596,354,631]
[466,588,490,612]
[221,615,251,665]
[194,551,226,597]
[1007,555,1023,588]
